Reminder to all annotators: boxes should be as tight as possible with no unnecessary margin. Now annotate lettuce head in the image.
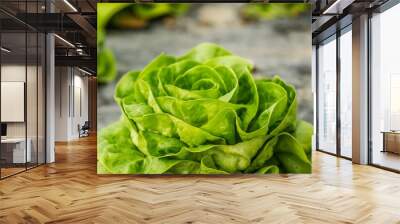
[98,43,313,174]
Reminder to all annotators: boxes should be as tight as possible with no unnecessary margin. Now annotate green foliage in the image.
[131,4,189,20]
[241,3,310,21]
[98,43,313,174]
[97,3,131,34]
[97,3,189,84]
[97,4,127,84]
[98,48,117,84]
[98,3,189,30]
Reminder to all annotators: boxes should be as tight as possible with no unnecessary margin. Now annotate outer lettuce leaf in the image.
[98,119,145,174]
[257,165,279,174]
[275,132,311,173]
[98,43,313,174]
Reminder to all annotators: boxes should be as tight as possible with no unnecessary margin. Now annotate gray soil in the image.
[98,4,313,129]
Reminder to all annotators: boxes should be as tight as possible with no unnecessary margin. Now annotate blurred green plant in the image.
[97,3,189,84]
[104,3,189,30]
[98,48,117,84]
[241,3,310,21]
[97,3,129,84]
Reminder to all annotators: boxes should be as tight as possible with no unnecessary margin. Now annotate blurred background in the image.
[98,3,312,129]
